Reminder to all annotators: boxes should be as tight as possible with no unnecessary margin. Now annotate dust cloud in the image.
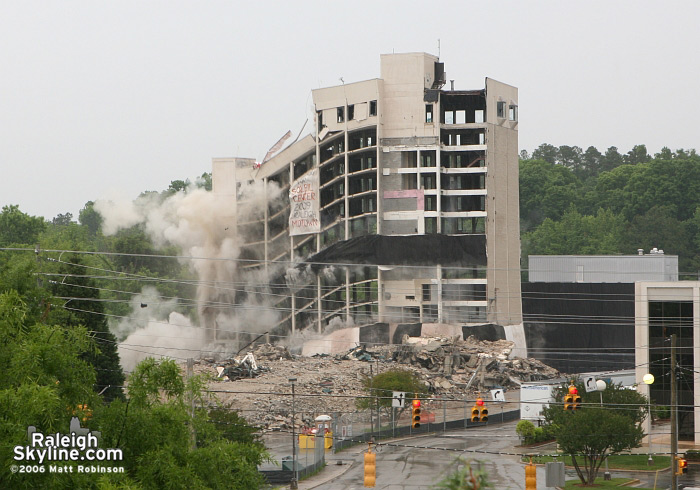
[95,181,283,369]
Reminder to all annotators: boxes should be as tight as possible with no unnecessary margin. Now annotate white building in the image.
[212,53,522,337]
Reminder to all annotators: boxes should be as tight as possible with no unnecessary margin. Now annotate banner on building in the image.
[289,168,320,236]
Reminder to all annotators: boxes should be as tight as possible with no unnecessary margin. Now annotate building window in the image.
[317,111,324,132]
[497,101,506,119]
[425,104,433,123]
[422,284,431,302]
[348,104,355,120]
[420,174,436,190]
[337,107,345,123]
[509,104,518,122]
[425,217,437,233]
[424,195,437,211]
[369,100,377,116]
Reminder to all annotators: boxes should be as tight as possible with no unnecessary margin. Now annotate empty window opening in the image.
[479,133,485,145]
[420,151,436,167]
[317,111,324,132]
[402,174,417,190]
[422,284,432,302]
[444,111,454,125]
[402,152,418,168]
[420,173,436,190]
[475,110,484,123]
[509,104,518,122]
[348,104,355,121]
[425,104,433,123]
[456,110,466,124]
[337,107,345,123]
[496,101,506,119]
[369,100,377,116]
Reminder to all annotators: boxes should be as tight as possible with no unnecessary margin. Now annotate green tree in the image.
[557,145,583,170]
[197,172,212,191]
[356,368,428,411]
[522,207,624,257]
[542,381,647,485]
[581,146,603,177]
[51,212,74,226]
[0,290,101,489]
[532,143,558,164]
[46,255,125,401]
[96,358,269,489]
[0,205,46,246]
[600,146,624,172]
[78,201,103,236]
[624,144,650,165]
[519,159,582,231]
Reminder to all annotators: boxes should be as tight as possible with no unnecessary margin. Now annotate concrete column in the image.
[437,264,443,323]
[317,274,322,333]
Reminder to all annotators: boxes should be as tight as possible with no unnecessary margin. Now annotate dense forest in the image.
[520,144,700,278]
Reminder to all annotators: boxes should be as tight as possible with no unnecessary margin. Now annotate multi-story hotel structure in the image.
[212,52,522,339]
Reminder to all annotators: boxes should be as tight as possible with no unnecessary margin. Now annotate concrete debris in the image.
[195,338,561,431]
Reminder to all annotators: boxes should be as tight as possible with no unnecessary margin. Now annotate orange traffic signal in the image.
[411,399,421,429]
[364,447,376,487]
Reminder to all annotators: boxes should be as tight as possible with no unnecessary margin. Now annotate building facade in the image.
[213,53,522,336]
[635,281,700,444]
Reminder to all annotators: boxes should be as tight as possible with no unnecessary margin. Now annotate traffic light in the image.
[564,393,573,411]
[411,399,421,429]
[572,393,581,410]
[479,406,488,422]
[677,457,688,475]
[477,397,488,422]
[364,444,376,487]
[525,459,536,490]
[564,384,579,411]
[472,397,487,422]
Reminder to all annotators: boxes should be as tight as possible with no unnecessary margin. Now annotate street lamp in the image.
[643,373,655,466]
[596,379,611,481]
[289,377,298,490]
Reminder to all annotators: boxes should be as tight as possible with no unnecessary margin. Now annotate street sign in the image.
[490,389,505,402]
[584,376,597,392]
[392,391,406,408]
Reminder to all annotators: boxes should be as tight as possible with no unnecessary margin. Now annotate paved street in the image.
[318,421,542,489]
[294,423,700,489]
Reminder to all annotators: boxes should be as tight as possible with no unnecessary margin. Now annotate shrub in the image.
[516,420,536,444]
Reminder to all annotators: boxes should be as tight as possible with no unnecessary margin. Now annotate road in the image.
[320,421,546,489]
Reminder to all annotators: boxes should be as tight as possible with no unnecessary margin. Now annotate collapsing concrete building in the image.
[212,53,522,341]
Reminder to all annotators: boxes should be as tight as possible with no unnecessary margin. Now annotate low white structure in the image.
[529,251,678,283]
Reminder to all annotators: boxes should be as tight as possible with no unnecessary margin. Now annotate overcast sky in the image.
[2,1,699,220]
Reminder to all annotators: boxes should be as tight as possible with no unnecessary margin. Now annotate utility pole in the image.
[671,334,678,490]
[369,364,374,438]
[375,359,380,439]
[186,358,196,449]
[289,377,298,490]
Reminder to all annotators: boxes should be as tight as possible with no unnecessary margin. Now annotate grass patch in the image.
[522,453,670,471]
[563,477,653,488]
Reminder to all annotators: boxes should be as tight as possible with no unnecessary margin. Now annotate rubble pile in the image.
[196,337,561,430]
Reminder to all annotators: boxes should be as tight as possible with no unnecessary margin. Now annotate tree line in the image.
[520,144,700,278]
